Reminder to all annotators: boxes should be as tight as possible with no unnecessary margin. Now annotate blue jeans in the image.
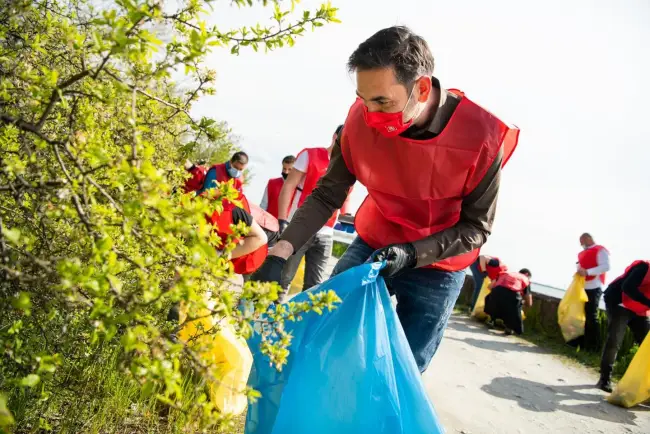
[332,237,464,373]
[469,259,487,310]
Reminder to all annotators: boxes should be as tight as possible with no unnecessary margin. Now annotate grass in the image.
[9,346,247,434]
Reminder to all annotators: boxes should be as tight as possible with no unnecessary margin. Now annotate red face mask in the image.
[361,84,420,138]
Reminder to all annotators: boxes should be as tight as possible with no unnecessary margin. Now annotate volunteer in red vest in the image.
[483,259,532,335]
[275,125,347,292]
[251,26,520,373]
[260,155,296,219]
[182,159,208,194]
[168,163,268,322]
[576,232,611,351]
[197,151,248,196]
[183,159,267,274]
[597,260,650,392]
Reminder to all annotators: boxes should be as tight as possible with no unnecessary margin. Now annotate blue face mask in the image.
[225,161,243,179]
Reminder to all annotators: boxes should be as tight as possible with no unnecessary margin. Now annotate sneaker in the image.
[504,328,513,336]
[596,377,613,393]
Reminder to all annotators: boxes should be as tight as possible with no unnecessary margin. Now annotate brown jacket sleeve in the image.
[280,139,356,252]
[412,148,503,268]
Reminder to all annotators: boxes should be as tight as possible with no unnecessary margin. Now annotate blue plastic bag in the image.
[245,262,443,434]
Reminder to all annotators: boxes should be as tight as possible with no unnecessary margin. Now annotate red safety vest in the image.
[494,271,530,293]
[612,260,650,317]
[183,165,208,193]
[206,195,267,275]
[577,244,608,284]
[209,163,244,194]
[265,177,285,219]
[341,90,519,271]
[296,148,339,228]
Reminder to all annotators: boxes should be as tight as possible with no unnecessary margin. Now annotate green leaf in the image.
[2,227,20,245]
[11,292,32,314]
[20,374,41,388]
[0,394,15,429]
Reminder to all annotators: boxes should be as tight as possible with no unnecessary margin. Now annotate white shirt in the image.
[288,150,333,236]
[582,248,611,290]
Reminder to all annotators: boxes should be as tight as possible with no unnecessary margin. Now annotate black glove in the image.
[371,243,417,278]
[278,219,289,234]
[250,255,286,283]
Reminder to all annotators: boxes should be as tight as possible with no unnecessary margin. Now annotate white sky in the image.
[193,0,650,289]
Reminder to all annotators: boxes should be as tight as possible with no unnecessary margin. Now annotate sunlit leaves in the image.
[0,0,338,430]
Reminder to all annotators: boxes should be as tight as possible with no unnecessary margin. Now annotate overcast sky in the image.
[192,0,650,289]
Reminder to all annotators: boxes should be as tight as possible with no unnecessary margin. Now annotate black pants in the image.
[600,304,650,378]
[570,288,603,351]
[584,288,603,351]
[484,286,524,335]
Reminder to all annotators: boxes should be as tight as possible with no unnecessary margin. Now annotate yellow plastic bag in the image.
[178,299,253,415]
[608,333,650,408]
[471,278,491,320]
[288,257,306,295]
[557,274,588,342]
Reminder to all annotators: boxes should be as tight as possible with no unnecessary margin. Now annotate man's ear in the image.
[415,76,432,103]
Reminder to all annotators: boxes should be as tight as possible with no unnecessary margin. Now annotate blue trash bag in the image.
[245,262,443,434]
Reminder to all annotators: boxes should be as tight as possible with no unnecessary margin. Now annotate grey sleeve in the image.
[280,140,356,252]
[260,185,269,211]
[412,148,503,268]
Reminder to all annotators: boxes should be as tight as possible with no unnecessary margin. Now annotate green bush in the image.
[0,1,340,432]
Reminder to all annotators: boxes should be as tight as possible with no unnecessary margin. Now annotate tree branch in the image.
[0,113,60,144]
[36,70,90,130]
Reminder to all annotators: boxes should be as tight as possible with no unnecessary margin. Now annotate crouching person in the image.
[484,260,532,335]
[179,159,269,282]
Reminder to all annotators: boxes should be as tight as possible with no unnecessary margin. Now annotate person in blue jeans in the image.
[251,26,516,373]
[331,237,465,371]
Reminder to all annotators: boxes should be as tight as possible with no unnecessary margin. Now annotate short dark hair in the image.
[230,151,248,164]
[347,26,434,85]
[282,155,296,164]
[580,232,592,239]
[334,124,344,136]
[519,268,532,277]
[487,258,500,268]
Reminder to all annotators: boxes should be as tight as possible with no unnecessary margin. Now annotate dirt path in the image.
[424,314,649,433]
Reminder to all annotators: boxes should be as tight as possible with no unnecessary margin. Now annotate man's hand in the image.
[577,267,588,277]
[278,219,289,234]
[371,243,417,278]
[250,255,286,283]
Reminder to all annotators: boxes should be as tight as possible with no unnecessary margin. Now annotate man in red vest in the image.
[597,261,650,392]
[275,125,347,292]
[169,164,268,323]
[483,259,533,335]
[251,26,519,372]
[197,151,248,195]
[576,233,611,351]
[260,155,296,219]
